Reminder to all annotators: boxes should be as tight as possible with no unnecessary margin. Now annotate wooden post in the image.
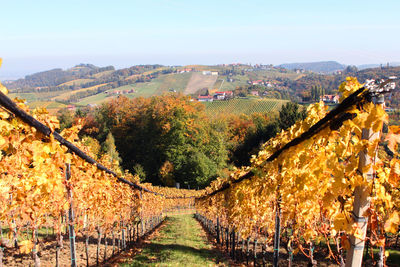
[345,95,384,267]
[225,227,229,253]
[246,237,250,266]
[32,228,40,267]
[66,163,77,267]
[112,227,115,256]
[104,232,107,260]
[0,245,3,267]
[253,238,257,267]
[262,242,266,267]
[232,230,236,260]
[96,227,101,266]
[273,200,281,267]
[140,190,144,238]
[56,220,63,267]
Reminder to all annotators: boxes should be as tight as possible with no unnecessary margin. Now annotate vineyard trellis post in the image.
[345,95,384,267]
[65,163,77,267]
[216,217,220,244]
[273,194,281,267]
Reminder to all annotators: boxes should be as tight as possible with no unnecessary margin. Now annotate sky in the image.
[0,0,399,79]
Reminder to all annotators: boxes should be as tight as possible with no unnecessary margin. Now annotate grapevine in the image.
[196,77,400,264]
[0,63,199,265]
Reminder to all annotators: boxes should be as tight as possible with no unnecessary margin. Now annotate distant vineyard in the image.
[203,98,287,116]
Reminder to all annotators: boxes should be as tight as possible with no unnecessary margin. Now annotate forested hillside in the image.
[6,63,400,110]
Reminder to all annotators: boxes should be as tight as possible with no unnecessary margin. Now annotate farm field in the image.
[184,72,218,95]
[203,98,287,116]
[52,83,108,101]
[9,91,68,102]
[77,73,193,105]
[58,78,94,87]
[115,72,191,95]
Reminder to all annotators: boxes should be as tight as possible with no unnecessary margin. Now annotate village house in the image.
[320,95,339,104]
[197,95,213,102]
[250,90,259,96]
[213,91,233,100]
[66,105,76,111]
[202,71,218,76]
[249,80,265,86]
[179,68,192,73]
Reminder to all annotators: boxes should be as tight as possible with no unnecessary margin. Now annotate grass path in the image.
[120,214,227,267]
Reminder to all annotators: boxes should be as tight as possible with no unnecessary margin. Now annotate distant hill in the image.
[278,61,345,73]
[358,62,400,70]
[5,62,400,114]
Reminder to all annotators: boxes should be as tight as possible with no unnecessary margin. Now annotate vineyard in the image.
[1,59,400,267]
[203,98,287,116]
[196,77,400,266]
[0,59,200,266]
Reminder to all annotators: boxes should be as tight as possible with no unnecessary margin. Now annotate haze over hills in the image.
[278,61,345,73]
[357,62,400,70]
[5,62,400,114]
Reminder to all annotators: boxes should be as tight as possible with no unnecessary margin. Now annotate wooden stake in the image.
[273,200,281,267]
[66,163,77,267]
[346,96,384,267]
[32,228,40,267]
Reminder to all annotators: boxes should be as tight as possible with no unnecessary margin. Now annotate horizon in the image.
[1,0,399,79]
[1,59,399,81]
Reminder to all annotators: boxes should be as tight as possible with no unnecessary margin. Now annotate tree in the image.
[278,102,307,130]
[56,109,74,130]
[103,132,121,166]
[344,65,358,73]
[93,95,228,188]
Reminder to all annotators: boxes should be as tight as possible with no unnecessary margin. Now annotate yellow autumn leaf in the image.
[19,240,34,254]
[384,211,400,234]
[389,159,400,187]
[353,225,365,240]
[0,82,8,95]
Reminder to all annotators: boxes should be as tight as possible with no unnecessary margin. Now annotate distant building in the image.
[294,69,305,74]
[197,95,214,102]
[179,68,193,73]
[213,91,233,100]
[67,105,76,111]
[211,71,218,76]
[249,80,264,85]
[320,95,339,104]
[250,90,259,96]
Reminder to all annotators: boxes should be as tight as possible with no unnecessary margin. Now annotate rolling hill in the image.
[278,61,345,73]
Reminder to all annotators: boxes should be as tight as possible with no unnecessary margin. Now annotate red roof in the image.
[215,91,233,95]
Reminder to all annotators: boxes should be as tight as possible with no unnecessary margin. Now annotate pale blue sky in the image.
[1,0,399,79]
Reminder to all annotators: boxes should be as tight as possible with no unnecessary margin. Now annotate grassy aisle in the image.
[121,214,227,267]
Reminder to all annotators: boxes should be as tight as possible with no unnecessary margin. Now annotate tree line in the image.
[57,95,306,188]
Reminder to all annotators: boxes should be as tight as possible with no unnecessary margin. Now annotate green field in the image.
[9,91,69,102]
[58,78,94,87]
[203,98,287,116]
[76,72,192,105]
[90,70,114,78]
[128,72,192,96]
